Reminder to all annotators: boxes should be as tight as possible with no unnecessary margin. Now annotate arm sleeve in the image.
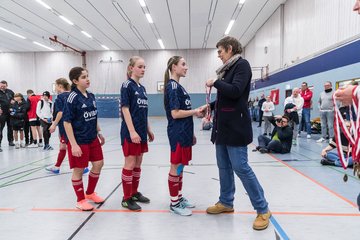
[120,85,131,108]
[213,61,251,99]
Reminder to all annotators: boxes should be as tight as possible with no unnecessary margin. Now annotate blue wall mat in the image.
[96,98,120,118]
[253,38,360,89]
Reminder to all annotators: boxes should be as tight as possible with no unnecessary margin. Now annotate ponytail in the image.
[163,56,182,109]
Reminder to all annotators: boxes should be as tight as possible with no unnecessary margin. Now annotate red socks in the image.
[86,171,100,195]
[122,169,133,200]
[55,149,66,167]
[168,173,180,205]
[72,179,85,202]
[132,168,141,194]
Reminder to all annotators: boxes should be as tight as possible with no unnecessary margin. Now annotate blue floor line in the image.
[270,216,290,240]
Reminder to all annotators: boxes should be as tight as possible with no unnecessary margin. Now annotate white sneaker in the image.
[20,143,26,148]
[38,142,44,147]
[292,139,297,145]
[307,134,311,139]
[297,133,301,138]
[27,143,38,148]
[15,143,20,149]
[316,137,325,143]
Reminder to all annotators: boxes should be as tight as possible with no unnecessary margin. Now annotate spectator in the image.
[317,81,334,143]
[0,80,15,148]
[36,91,53,150]
[9,93,27,149]
[257,94,266,127]
[261,96,275,136]
[320,121,353,167]
[257,115,293,154]
[284,87,304,145]
[299,82,313,139]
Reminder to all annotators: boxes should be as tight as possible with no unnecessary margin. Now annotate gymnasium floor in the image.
[0,117,359,240]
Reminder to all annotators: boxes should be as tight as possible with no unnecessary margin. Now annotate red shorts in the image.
[170,143,192,165]
[122,138,148,157]
[60,135,67,144]
[67,138,103,169]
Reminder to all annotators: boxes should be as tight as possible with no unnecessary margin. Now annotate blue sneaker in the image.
[170,203,192,216]
[83,167,89,174]
[179,197,195,208]
[45,166,60,174]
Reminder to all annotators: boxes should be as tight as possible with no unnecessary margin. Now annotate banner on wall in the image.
[270,89,279,105]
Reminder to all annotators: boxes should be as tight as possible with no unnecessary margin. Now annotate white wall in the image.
[0,49,221,95]
[245,0,360,74]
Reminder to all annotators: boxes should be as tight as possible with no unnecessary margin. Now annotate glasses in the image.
[281,121,288,123]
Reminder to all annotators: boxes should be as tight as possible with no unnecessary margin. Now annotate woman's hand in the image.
[130,130,141,144]
[98,133,105,146]
[206,79,216,87]
[71,144,82,157]
[147,130,154,142]
[321,149,327,157]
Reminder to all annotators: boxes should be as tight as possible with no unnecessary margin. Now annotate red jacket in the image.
[27,94,41,121]
[300,89,313,109]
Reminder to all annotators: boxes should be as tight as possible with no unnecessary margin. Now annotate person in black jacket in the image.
[204,36,271,231]
[10,93,27,148]
[257,94,266,127]
[0,80,15,148]
[257,115,293,154]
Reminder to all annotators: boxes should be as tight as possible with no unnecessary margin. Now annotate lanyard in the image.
[206,86,212,121]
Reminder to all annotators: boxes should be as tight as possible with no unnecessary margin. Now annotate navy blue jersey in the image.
[120,79,148,144]
[54,91,70,137]
[63,88,98,144]
[165,79,194,151]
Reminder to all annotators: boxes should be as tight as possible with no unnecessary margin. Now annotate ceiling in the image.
[0,0,286,52]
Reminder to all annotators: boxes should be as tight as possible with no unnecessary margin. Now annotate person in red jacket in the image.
[26,90,43,148]
[299,82,313,139]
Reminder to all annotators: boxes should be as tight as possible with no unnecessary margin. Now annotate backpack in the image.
[40,100,52,110]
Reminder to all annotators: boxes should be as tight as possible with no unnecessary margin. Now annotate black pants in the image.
[0,117,5,146]
[40,120,51,145]
[258,110,264,126]
[257,135,283,153]
[24,119,33,144]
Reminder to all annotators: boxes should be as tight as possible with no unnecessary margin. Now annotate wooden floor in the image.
[0,117,359,240]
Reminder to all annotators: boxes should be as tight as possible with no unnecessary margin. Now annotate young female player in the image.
[164,56,203,216]
[63,67,105,211]
[120,56,154,211]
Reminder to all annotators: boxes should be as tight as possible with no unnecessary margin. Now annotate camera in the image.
[276,118,282,123]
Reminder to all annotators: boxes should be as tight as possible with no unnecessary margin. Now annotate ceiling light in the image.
[33,41,55,51]
[101,45,109,50]
[0,27,26,39]
[81,31,92,38]
[145,14,153,23]
[239,0,246,4]
[35,0,51,10]
[59,16,74,25]
[225,20,235,35]
[158,39,165,49]
[139,0,146,7]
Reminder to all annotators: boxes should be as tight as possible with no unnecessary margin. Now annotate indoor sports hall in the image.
[0,0,360,240]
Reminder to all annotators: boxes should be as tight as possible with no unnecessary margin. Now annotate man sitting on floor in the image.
[256,115,293,154]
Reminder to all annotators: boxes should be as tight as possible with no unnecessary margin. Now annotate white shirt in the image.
[284,95,304,115]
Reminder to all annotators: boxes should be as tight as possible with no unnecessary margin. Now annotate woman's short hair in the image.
[216,36,242,55]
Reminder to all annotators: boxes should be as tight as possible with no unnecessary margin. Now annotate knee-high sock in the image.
[86,171,100,195]
[178,172,183,199]
[122,169,133,200]
[55,149,66,167]
[168,173,180,206]
[132,168,141,194]
[72,179,85,202]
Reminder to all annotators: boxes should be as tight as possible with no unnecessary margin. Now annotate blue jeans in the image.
[326,149,353,167]
[300,108,311,135]
[215,144,269,213]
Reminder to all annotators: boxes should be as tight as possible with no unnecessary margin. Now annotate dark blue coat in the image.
[211,57,253,146]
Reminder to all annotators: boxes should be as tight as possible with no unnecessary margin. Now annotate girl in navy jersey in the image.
[63,67,105,211]
[120,56,154,211]
[164,56,203,216]
[46,78,89,174]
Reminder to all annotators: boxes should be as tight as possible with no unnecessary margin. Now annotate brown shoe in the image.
[253,211,271,230]
[206,202,234,214]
